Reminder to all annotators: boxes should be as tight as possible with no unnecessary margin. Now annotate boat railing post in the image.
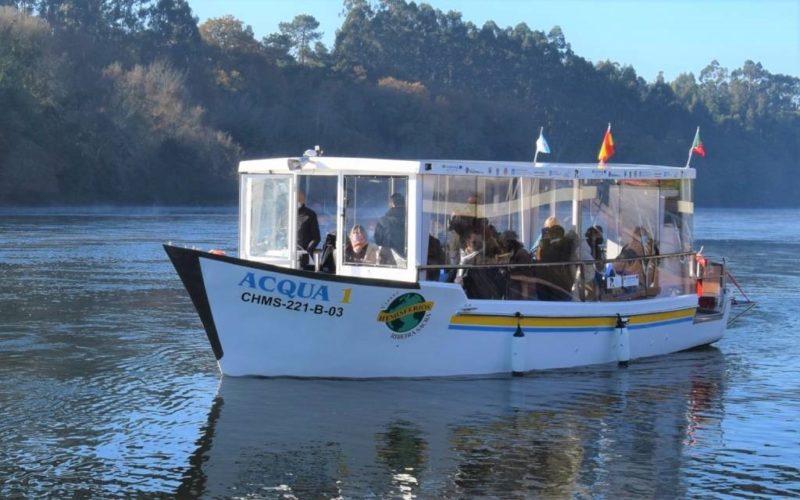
[577,262,586,302]
[313,249,322,272]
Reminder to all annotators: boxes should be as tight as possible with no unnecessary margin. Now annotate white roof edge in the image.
[238,157,695,179]
[238,157,423,174]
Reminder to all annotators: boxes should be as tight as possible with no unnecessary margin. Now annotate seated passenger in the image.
[530,216,561,255]
[444,199,481,281]
[426,234,446,280]
[535,223,576,301]
[578,225,605,299]
[583,225,605,267]
[455,231,502,299]
[345,224,379,264]
[614,226,659,294]
[318,231,337,273]
[500,230,535,300]
[477,219,503,259]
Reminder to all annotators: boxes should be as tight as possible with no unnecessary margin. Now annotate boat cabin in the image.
[238,153,699,302]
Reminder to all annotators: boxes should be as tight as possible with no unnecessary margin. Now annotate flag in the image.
[533,126,550,164]
[691,127,706,157]
[536,129,550,155]
[685,126,706,167]
[597,124,615,164]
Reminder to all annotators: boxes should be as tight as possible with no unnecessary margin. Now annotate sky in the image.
[187,0,800,82]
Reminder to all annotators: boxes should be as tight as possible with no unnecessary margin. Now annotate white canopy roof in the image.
[239,156,696,180]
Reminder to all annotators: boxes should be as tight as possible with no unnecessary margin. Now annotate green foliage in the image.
[278,14,323,66]
[0,0,797,207]
[199,15,259,54]
[0,7,63,201]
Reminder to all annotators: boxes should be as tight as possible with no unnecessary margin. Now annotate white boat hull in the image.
[166,245,729,378]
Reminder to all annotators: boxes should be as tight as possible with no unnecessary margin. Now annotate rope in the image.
[726,270,753,303]
[728,301,756,327]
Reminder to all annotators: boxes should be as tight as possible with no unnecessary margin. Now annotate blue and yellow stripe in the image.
[448,307,696,334]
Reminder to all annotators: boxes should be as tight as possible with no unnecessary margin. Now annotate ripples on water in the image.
[1,207,799,497]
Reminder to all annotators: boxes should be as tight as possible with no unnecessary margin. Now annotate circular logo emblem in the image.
[376,292,434,339]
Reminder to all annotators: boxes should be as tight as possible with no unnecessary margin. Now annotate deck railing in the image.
[418,250,717,303]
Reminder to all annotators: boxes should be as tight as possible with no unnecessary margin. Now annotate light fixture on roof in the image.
[287,145,324,170]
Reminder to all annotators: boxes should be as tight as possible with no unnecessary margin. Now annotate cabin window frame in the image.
[239,173,296,266]
[337,173,417,283]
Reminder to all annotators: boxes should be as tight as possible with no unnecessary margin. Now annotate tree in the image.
[199,15,260,54]
[143,0,201,63]
[34,0,152,39]
[278,14,323,66]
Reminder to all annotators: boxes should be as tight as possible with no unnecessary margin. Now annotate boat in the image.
[165,150,732,378]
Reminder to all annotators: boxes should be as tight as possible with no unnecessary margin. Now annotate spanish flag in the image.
[597,124,615,165]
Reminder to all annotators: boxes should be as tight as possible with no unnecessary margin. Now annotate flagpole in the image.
[685,126,699,168]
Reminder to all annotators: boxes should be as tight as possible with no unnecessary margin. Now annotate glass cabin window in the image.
[343,175,408,268]
[423,176,522,263]
[297,175,338,240]
[422,175,524,298]
[422,173,696,300]
[521,178,575,253]
[248,176,290,259]
[576,178,695,299]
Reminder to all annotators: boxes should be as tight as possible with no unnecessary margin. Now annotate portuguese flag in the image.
[691,127,706,157]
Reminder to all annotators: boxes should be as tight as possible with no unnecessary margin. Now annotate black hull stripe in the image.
[164,244,224,360]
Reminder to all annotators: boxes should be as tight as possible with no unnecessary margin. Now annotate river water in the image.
[0,207,798,498]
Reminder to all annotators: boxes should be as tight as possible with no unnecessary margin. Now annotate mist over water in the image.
[1,207,798,497]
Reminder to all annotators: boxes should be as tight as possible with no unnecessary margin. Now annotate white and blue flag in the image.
[536,129,551,155]
[534,127,550,164]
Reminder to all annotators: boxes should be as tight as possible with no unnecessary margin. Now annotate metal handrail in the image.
[419,250,707,302]
[417,250,698,271]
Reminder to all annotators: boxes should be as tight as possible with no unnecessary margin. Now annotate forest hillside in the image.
[1,0,798,206]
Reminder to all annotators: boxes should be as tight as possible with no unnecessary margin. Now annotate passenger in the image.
[615,226,658,293]
[297,192,321,268]
[446,212,471,250]
[455,231,502,299]
[535,221,576,301]
[530,216,562,255]
[478,219,503,259]
[454,231,481,285]
[444,193,481,281]
[580,225,606,298]
[500,230,535,300]
[426,234,446,280]
[345,224,379,264]
[584,225,605,266]
[318,231,337,273]
[374,192,407,258]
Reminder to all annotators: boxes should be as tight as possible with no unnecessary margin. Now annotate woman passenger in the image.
[345,224,379,264]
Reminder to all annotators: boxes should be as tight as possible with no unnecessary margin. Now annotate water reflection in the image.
[180,348,727,498]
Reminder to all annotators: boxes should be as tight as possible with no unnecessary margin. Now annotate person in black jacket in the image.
[535,223,576,301]
[297,192,320,268]
[501,230,534,299]
[374,192,407,259]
